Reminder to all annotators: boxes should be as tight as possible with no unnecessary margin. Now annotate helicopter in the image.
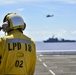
[46,14,54,18]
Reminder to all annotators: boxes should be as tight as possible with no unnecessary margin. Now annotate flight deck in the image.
[34,54,76,75]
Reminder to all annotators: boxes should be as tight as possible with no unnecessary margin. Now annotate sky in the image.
[0,0,76,41]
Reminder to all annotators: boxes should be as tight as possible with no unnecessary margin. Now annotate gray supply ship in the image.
[43,35,76,43]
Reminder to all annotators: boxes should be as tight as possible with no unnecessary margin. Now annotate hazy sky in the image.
[0,0,76,41]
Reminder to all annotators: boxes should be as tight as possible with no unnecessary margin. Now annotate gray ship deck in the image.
[34,54,76,75]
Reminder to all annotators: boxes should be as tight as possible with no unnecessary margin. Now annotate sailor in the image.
[0,12,36,75]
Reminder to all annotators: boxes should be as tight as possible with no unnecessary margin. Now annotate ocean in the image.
[35,41,76,53]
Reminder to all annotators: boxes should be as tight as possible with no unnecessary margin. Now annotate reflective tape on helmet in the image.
[6,38,31,44]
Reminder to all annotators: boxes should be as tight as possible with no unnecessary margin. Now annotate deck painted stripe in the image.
[38,56,56,75]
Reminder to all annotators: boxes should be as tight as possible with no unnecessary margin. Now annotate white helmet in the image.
[3,12,26,32]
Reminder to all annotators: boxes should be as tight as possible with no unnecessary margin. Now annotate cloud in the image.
[25,29,68,38]
[71,31,76,34]
[55,30,67,37]
[0,0,15,4]
[17,8,25,11]
[0,0,27,5]
[24,29,70,41]
[0,0,76,4]
[58,0,76,4]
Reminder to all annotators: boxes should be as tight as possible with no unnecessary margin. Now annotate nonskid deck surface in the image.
[35,54,76,75]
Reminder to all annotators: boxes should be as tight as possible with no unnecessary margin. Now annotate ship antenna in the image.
[52,35,55,38]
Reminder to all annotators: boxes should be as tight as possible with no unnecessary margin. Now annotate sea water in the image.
[35,41,76,52]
